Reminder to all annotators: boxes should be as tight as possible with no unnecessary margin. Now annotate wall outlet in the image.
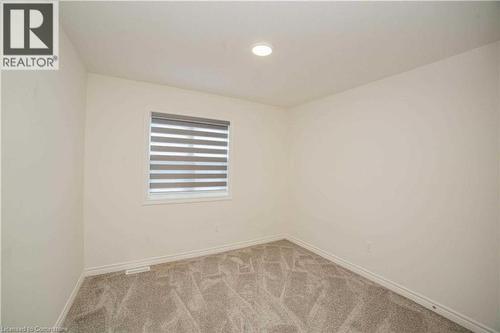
[366,241,372,254]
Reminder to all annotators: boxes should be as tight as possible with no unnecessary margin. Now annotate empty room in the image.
[1,1,499,332]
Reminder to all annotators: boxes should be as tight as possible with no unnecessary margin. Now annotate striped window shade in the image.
[148,112,230,198]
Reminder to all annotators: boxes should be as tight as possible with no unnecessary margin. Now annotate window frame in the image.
[143,110,232,205]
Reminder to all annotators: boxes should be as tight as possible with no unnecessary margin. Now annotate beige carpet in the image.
[64,240,470,332]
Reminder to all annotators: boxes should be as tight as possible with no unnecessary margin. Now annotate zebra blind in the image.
[148,112,230,197]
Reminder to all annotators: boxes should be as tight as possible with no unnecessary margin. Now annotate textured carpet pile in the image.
[64,240,470,332]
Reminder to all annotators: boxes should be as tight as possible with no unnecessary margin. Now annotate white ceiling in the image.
[61,2,500,107]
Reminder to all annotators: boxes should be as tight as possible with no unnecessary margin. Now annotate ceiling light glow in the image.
[252,43,273,57]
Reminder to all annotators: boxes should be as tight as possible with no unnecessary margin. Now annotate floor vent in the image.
[125,266,151,275]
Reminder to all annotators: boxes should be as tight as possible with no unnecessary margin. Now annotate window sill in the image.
[143,191,231,205]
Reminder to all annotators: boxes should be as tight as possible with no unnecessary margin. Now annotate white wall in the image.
[498,42,500,332]
[288,42,500,330]
[83,74,288,269]
[1,32,87,326]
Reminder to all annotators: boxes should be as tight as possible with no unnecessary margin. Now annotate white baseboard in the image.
[285,235,498,333]
[84,234,285,276]
[53,272,85,328]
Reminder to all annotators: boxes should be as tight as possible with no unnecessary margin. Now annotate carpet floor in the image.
[64,240,470,332]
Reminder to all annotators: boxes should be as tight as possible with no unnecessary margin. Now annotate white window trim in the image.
[142,110,232,205]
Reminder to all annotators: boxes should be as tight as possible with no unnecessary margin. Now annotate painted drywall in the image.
[83,74,288,269]
[288,42,500,330]
[498,42,500,332]
[1,32,87,326]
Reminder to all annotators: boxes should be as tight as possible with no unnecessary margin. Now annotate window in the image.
[147,112,230,202]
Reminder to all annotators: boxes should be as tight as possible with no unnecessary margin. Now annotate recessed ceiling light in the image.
[252,43,273,57]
